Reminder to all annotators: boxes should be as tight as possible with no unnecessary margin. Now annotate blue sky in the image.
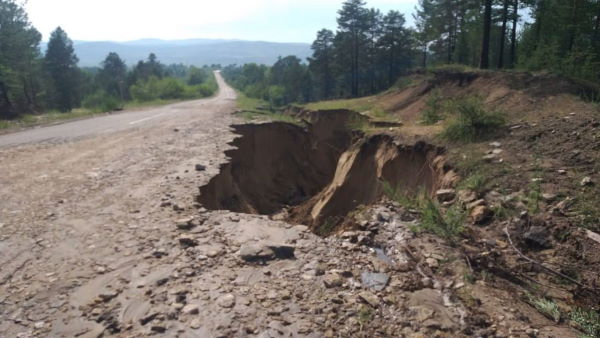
[25,0,419,43]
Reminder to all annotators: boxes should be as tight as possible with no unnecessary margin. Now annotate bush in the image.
[442,97,505,142]
[82,90,121,112]
[421,89,444,125]
[414,197,466,241]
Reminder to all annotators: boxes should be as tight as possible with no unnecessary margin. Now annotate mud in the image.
[198,110,455,232]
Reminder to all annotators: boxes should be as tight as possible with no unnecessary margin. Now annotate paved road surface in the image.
[0,71,235,147]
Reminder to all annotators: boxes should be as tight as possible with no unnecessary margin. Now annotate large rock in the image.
[238,243,295,262]
[470,205,492,224]
[523,226,552,249]
[358,291,380,307]
[436,189,456,203]
[323,273,344,288]
[360,272,389,291]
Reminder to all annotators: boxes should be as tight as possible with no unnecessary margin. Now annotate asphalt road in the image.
[0,71,235,148]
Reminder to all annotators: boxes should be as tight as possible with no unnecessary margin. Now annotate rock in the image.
[489,142,502,148]
[425,258,439,269]
[99,290,119,302]
[217,294,236,308]
[470,205,492,224]
[581,176,594,186]
[175,217,197,230]
[182,304,199,315]
[195,164,207,171]
[409,306,435,322]
[360,272,389,291]
[541,193,557,202]
[178,235,198,247]
[523,226,552,249]
[151,325,166,333]
[238,244,294,262]
[457,190,477,204]
[358,291,379,307]
[483,154,497,162]
[435,189,456,203]
[491,149,503,155]
[323,273,344,288]
[586,229,600,244]
[466,199,486,210]
[557,169,567,175]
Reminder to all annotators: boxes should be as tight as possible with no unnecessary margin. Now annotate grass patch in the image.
[235,92,300,124]
[570,307,600,337]
[315,217,338,237]
[526,294,561,323]
[304,96,375,112]
[413,197,466,241]
[574,191,600,232]
[441,96,505,143]
[236,92,267,112]
[381,181,423,210]
[458,173,487,193]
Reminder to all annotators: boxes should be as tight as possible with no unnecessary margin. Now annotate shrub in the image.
[82,90,121,112]
[442,97,505,142]
[413,197,466,241]
[421,89,444,125]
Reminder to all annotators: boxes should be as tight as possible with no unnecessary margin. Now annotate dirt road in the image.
[0,73,243,336]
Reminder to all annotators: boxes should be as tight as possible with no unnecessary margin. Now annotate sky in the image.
[24,0,419,43]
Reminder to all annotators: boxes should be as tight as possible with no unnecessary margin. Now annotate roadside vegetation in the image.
[0,1,217,127]
[441,97,505,143]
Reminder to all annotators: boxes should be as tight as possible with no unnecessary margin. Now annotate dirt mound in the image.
[380,69,599,127]
[198,111,454,233]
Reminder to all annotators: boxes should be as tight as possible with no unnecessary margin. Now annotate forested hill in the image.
[40,39,312,67]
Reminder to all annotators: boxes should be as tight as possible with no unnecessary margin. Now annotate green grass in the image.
[412,197,466,241]
[381,181,423,210]
[236,92,267,112]
[458,173,487,193]
[570,307,600,337]
[441,96,505,143]
[526,294,561,323]
[304,96,375,112]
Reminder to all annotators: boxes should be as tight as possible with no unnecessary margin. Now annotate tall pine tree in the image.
[45,27,80,112]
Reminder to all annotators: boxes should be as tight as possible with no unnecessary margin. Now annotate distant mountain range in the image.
[41,39,312,68]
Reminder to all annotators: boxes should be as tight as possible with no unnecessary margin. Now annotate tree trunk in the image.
[567,0,578,52]
[0,81,15,119]
[498,0,510,68]
[534,0,544,50]
[480,0,492,69]
[510,0,519,67]
[594,0,600,48]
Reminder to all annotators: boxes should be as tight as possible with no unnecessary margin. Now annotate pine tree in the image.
[0,0,42,118]
[45,27,80,112]
[309,29,335,100]
[98,52,127,99]
[337,0,368,97]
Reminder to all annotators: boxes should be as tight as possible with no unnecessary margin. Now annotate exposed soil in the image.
[199,111,457,233]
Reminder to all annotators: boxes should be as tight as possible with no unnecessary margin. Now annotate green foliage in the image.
[459,173,486,193]
[421,89,444,125]
[414,197,466,241]
[526,294,561,323]
[45,27,80,112]
[82,90,120,113]
[441,97,505,143]
[381,181,422,210]
[129,75,216,103]
[570,307,600,338]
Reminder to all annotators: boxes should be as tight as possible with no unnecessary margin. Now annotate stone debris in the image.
[360,272,389,291]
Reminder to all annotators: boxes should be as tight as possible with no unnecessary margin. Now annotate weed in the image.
[459,173,487,193]
[463,272,476,284]
[381,181,422,209]
[570,307,600,337]
[574,191,600,232]
[315,217,338,236]
[441,96,505,143]
[414,197,466,241]
[525,179,542,214]
[421,89,444,125]
[346,114,370,132]
[526,294,561,323]
[393,77,413,90]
